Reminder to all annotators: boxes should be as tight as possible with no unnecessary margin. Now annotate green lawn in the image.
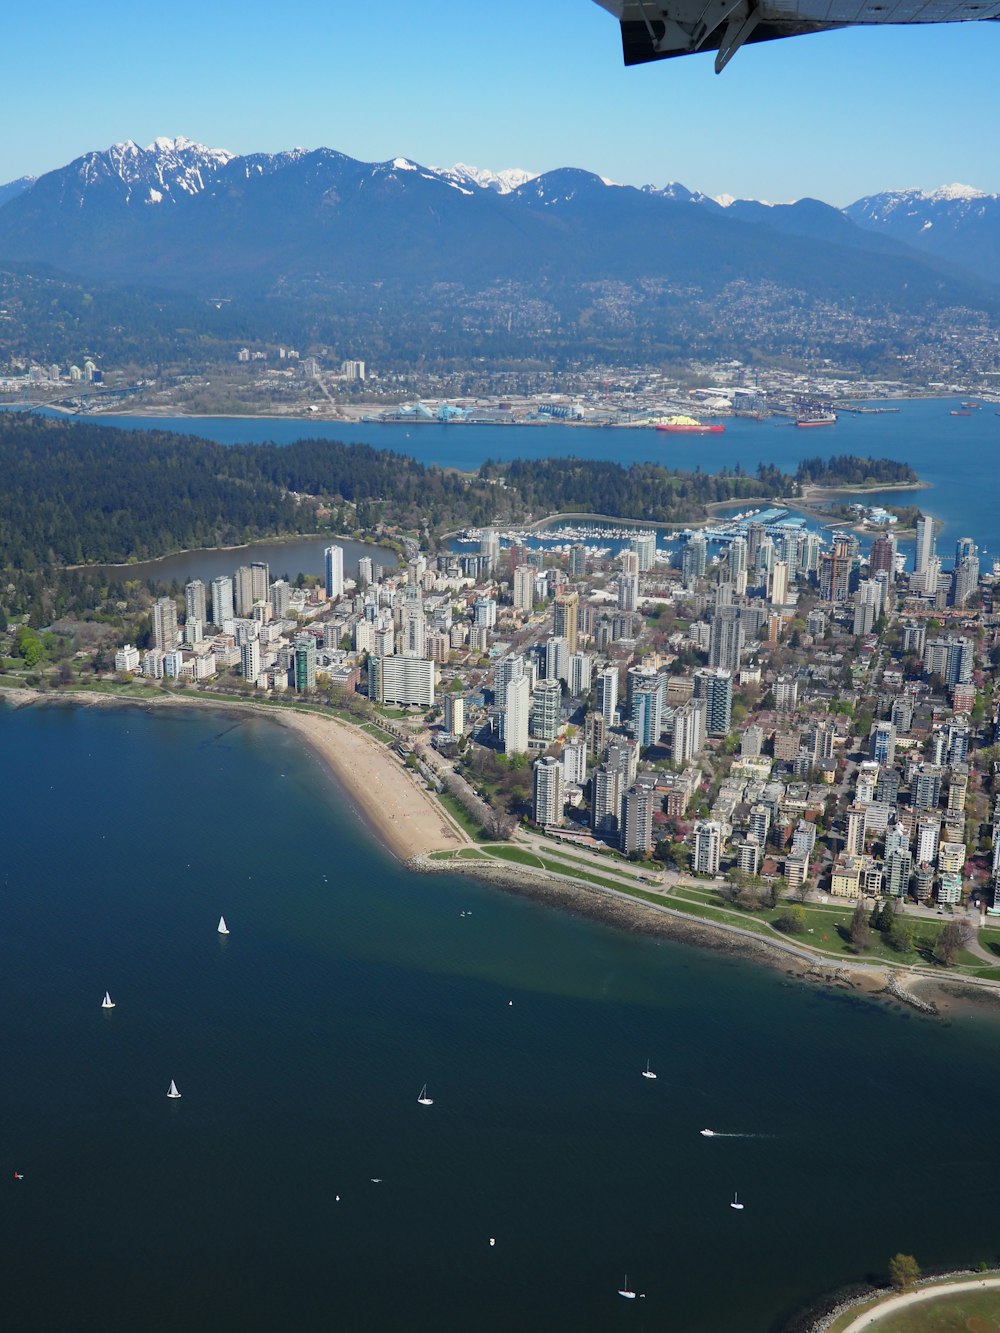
[827,1284,1000,1331]
[436,791,489,842]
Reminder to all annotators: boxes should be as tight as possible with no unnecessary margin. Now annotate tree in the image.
[888,917,914,955]
[888,1253,920,1292]
[934,918,972,966]
[849,900,871,951]
[774,905,806,935]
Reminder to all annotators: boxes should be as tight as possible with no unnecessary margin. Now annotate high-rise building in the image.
[533,755,565,827]
[240,633,261,684]
[869,533,897,578]
[591,760,624,839]
[531,678,562,742]
[369,654,435,707]
[727,535,747,580]
[541,636,569,684]
[270,579,291,620]
[692,820,722,876]
[567,652,592,698]
[358,556,374,588]
[774,674,798,712]
[952,550,980,608]
[693,668,733,737]
[479,527,500,573]
[630,671,664,750]
[562,739,587,787]
[769,559,788,609]
[324,545,345,600]
[709,605,744,672]
[210,575,234,627]
[553,591,579,655]
[914,514,936,574]
[913,766,944,814]
[443,693,465,736]
[403,588,427,658]
[294,634,316,692]
[513,565,535,613]
[846,804,867,857]
[595,666,619,726]
[819,534,854,602]
[923,636,973,686]
[632,531,656,573]
[618,549,640,612]
[184,579,206,626]
[504,675,531,756]
[569,544,588,578]
[869,720,896,767]
[152,597,179,652]
[250,562,269,605]
[681,533,707,584]
[234,566,255,617]
[621,782,655,855]
[853,579,882,637]
[585,711,607,758]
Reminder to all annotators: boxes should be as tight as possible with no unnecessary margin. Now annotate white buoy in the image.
[489,1238,496,1246]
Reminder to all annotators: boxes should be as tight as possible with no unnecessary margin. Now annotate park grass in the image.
[359,722,397,744]
[826,1281,1000,1332]
[435,790,489,842]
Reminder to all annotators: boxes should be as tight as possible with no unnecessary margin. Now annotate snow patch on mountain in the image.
[434,163,538,194]
[74,136,235,205]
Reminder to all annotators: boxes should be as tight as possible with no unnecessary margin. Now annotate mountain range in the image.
[0,137,998,371]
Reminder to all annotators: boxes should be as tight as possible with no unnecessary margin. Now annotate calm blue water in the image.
[88,399,1000,557]
[2,699,999,1332]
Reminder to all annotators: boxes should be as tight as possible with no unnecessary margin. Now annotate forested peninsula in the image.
[0,413,916,626]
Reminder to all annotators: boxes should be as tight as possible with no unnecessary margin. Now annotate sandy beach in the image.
[269,708,468,860]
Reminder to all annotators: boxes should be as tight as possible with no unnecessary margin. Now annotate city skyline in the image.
[4,2,999,207]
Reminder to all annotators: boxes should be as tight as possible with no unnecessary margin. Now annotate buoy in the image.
[489,1238,495,1246]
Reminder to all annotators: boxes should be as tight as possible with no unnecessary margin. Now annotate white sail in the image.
[102,992,115,1009]
[417,1083,434,1105]
[167,1080,182,1099]
[217,916,229,935]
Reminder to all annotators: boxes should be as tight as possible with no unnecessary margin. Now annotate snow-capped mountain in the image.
[434,162,537,194]
[65,136,235,206]
[0,137,998,303]
[845,183,1000,284]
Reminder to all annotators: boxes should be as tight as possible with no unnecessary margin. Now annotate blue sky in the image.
[5,1,999,205]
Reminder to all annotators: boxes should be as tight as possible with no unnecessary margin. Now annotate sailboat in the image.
[167,1080,182,1099]
[641,1059,657,1080]
[417,1083,434,1106]
[101,991,115,1010]
[617,1274,636,1299]
[217,915,229,936]
[730,1192,744,1210]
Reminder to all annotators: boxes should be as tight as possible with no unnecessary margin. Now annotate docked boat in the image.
[417,1083,434,1106]
[795,413,837,428]
[641,1060,657,1080]
[101,991,115,1010]
[655,414,725,435]
[167,1080,182,1099]
[217,915,229,935]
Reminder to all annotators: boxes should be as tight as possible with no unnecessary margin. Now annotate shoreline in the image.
[4,683,999,1019]
[0,685,465,863]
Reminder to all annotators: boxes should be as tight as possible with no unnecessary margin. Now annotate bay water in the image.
[2,699,998,1331]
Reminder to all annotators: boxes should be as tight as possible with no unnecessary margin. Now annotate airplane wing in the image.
[592,0,1000,73]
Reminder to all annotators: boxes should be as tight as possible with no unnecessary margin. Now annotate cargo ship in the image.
[655,414,725,435]
[795,412,837,428]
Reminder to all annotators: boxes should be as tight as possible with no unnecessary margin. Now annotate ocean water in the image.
[2,699,999,1332]
[85,399,1000,556]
